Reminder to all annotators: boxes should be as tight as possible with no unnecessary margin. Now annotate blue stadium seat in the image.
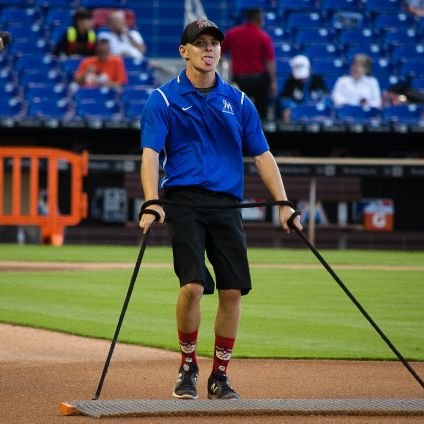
[20,69,66,86]
[286,11,325,31]
[412,78,424,93]
[294,28,335,47]
[60,57,83,80]
[126,70,155,86]
[372,13,414,32]
[335,105,382,124]
[364,0,402,14]
[290,104,334,124]
[391,45,424,64]
[383,28,420,48]
[122,85,153,103]
[0,80,18,97]
[25,83,67,103]
[279,0,317,14]
[302,44,341,61]
[337,28,377,46]
[8,38,49,57]
[34,0,74,7]
[0,96,23,118]
[27,98,69,119]
[124,99,149,120]
[15,55,59,77]
[0,0,33,5]
[73,86,118,104]
[76,100,121,119]
[345,44,388,62]
[320,0,363,13]
[44,8,73,29]
[0,7,40,27]
[312,58,349,76]
[267,27,292,44]
[80,0,126,7]
[401,60,424,78]
[383,104,423,124]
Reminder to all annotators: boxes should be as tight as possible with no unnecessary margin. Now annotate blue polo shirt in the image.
[140,70,269,200]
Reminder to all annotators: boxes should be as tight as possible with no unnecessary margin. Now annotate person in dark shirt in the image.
[53,9,96,57]
[221,8,276,120]
[279,55,329,123]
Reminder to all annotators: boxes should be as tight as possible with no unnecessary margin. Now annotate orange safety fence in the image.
[0,147,88,246]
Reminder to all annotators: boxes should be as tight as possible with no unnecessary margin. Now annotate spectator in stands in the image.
[405,0,424,17]
[0,30,12,51]
[53,9,96,57]
[332,54,382,109]
[278,55,329,123]
[221,8,277,120]
[74,38,127,88]
[97,10,146,60]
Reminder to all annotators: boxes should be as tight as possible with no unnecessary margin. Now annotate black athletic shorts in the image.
[162,187,251,296]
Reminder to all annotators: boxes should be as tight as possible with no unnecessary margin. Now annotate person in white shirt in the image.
[97,10,146,60]
[332,54,382,109]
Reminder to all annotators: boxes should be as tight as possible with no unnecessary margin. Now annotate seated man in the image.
[74,38,127,88]
[97,10,146,60]
[278,55,329,123]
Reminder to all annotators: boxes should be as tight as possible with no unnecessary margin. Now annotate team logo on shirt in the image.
[222,100,234,115]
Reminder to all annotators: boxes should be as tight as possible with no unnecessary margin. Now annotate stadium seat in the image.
[294,28,335,47]
[76,100,121,119]
[20,69,66,86]
[401,60,424,78]
[60,57,83,80]
[27,98,69,119]
[383,104,423,124]
[122,85,153,103]
[372,13,414,32]
[25,84,67,103]
[320,0,363,13]
[391,45,424,64]
[302,44,341,61]
[124,99,148,120]
[0,96,23,118]
[279,0,317,14]
[73,86,118,104]
[337,28,376,47]
[15,54,59,77]
[44,8,73,29]
[80,0,129,9]
[0,80,18,96]
[383,28,420,48]
[335,105,382,124]
[364,0,402,14]
[345,44,388,62]
[0,6,40,27]
[290,104,334,124]
[312,58,349,77]
[285,11,325,31]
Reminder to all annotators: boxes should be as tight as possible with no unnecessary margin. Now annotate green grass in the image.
[0,244,423,360]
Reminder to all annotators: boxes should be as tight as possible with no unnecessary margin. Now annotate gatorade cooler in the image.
[363,199,394,232]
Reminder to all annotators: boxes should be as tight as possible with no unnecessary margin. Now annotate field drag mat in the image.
[60,399,424,418]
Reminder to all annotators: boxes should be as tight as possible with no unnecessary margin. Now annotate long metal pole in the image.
[92,229,151,400]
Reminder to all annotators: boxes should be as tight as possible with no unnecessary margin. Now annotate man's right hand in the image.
[139,204,165,233]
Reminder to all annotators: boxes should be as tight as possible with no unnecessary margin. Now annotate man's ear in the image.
[179,45,189,61]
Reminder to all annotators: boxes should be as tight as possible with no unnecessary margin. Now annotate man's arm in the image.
[139,147,165,232]
[254,150,302,233]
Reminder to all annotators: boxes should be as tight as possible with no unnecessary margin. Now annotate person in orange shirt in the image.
[74,38,127,87]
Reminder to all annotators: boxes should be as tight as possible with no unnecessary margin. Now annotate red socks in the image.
[178,330,198,368]
[212,335,235,376]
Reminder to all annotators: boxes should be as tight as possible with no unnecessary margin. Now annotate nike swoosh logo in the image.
[182,106,192,111]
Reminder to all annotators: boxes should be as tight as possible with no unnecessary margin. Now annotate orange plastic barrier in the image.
[0,147,88,246]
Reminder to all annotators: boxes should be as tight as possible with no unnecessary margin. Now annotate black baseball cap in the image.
[180,19,224,45]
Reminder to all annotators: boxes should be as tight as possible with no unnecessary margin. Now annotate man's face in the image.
[180,33,221,73]
[96,40,110,56]
[77,17,93,33]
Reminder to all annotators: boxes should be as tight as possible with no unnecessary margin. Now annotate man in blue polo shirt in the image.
[139,19,302,401]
